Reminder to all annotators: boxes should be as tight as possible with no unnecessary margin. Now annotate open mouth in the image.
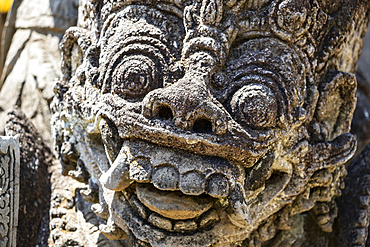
[108,139,232,233]
[95,115,289,245]
[92,111,357,246]
[99,136,255,244]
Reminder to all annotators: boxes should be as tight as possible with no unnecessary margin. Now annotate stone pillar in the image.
[0,136,19,247]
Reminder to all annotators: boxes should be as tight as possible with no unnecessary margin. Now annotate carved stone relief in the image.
[0,136,19,247]
[52,0,370,246]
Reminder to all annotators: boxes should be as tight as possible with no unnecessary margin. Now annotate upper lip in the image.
[96,93,277,167]
[99,138,244,196]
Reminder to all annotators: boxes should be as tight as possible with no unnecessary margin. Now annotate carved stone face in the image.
[52,0,367,245]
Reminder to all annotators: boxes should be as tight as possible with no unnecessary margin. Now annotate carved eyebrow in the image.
[108,36,173,65]
[103,21,168,45]
[220,44,302,122]
[100,38,172,93]
[229,64,280,81]
[224,37,307,115]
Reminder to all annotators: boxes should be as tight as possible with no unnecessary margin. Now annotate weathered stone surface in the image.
[4,108,51,246]
[0,30,60,145]
[0,0,22,83]
[0,135,19,247]
[51,0,370,246]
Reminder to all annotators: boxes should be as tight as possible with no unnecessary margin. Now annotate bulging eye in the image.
[112,55,159,98]
[230,84,278,128]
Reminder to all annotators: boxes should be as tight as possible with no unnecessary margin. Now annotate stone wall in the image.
[0,0,78,147]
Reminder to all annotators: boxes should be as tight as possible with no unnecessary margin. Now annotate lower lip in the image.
[136,183,215,220]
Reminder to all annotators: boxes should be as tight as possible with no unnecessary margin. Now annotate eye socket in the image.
[230,84,278,128]
[112,54,160,98]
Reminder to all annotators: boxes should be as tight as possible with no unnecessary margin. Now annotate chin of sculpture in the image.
[51,0,369,246]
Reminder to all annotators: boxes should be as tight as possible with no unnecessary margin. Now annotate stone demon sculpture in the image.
[51,0,370,246]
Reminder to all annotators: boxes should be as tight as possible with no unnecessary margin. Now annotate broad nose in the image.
[142,75,227,135]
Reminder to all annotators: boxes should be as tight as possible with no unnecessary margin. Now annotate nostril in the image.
[193,118,213,134]
[156,105,174,120]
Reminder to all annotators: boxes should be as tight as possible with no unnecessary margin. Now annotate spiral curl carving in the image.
[230,84,278,128]
[101,39,171,99]
[223,38,307,125]
[269,0,318,43]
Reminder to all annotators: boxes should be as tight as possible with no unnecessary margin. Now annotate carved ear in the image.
[285,133,357,172]
[313,71,357,140]
[60,27,93,82]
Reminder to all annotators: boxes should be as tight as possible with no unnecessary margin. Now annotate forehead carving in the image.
[53,0,368,246]
[97,5,184,98]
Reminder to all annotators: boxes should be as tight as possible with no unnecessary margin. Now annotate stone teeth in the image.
[226,182,253,228]
[91,203,109,219]
[179,171,206,195]
[148,213,173,231]
[206,173,230,198]
[152,165,179,190]
[173,220,198,232]
[129,194,149,220]
[100,149,131,191]
[129,157,152,182]
[199,209,220,228]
